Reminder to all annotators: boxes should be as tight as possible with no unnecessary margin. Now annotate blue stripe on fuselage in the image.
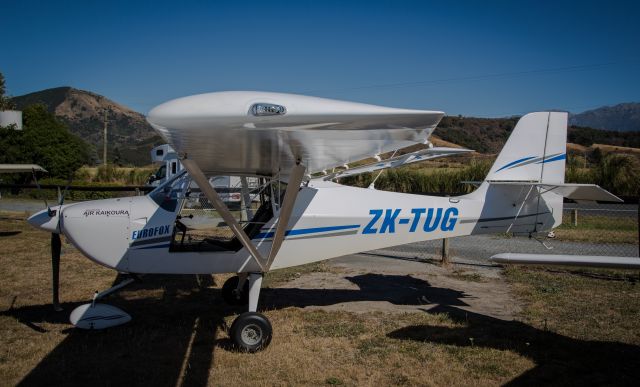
[255,224,361,239]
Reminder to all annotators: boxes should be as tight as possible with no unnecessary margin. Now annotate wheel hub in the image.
[241,323,262,345]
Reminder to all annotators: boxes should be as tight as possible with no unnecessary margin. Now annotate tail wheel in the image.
[221,276,249,305]
[230,312,272,352]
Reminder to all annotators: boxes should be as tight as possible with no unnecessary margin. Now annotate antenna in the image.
[103,110,108,166]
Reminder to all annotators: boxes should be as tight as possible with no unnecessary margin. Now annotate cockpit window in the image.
[149,170,190,212]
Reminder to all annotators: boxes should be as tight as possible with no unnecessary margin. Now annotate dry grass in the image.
[429,135,464,149]
[1,211,640,386]
[566,143,588,153]
[592,143,640,154]
[555,214,638,244]
[445,270,488,283]
[504,265,640,344]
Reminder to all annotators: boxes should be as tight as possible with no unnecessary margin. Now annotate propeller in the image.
[32,169,71,312]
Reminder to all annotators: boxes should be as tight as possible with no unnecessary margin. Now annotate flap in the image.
[325,147,473,180]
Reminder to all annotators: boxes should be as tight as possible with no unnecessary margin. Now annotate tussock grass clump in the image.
[567,153,639,196]
[342,159,492,194]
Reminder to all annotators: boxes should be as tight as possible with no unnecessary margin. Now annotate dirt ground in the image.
[266,253,519,320]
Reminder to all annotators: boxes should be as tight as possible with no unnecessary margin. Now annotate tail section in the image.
[465,112,568,234]
[485,112,567,184]
[463,111,619,237]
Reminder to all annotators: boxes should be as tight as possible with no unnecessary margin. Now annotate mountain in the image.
[12,87,162,166]
[434,115,640,154]
[569,103,640,132]
[434,116,519,154]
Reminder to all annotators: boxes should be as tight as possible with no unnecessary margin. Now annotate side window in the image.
[169,175,273,252]
[149,172,190,212]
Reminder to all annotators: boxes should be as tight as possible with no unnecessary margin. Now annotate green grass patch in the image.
[504,265,640,343]
[555,214,638,244]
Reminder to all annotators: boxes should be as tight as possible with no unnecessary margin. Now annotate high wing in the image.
[490,253,640,269]
[147,91,444,177]
[487,181,623,202]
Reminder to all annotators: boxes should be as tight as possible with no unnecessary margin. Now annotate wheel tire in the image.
[230,312,272,352]
[221,276,249,305]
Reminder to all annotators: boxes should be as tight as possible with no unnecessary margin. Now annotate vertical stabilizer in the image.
[485,112,568,183]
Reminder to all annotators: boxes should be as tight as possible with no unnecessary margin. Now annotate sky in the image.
[2,0,639,117]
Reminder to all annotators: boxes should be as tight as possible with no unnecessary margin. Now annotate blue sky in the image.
[2,0,639,116]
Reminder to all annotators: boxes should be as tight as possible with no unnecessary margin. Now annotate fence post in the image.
[442,238,450,266]
[571,208,578,226]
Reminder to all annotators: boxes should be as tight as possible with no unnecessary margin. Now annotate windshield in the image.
[148,169,190,212]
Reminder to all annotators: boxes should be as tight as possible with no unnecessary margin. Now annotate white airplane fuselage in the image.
[30,178,558,275]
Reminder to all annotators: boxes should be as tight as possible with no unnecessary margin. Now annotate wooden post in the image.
[571,208,578,227]
[442,238,450,265]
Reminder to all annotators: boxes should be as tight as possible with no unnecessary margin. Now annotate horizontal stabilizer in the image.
[487,181,623,202]
[490,253,640,269]
[325,147,473,180]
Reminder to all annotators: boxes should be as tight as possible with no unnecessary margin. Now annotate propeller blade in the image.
[51,232,62,312]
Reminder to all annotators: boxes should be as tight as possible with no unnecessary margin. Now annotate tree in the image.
[0,72,16,110]
[0,104,90,179]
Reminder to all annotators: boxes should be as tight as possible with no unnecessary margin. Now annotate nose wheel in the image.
[227,273,271,351]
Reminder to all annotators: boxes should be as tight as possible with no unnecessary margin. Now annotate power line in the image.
[303,61,638,94]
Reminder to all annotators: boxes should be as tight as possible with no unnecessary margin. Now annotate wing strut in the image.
[267,163,306,268]
[181,158,267,271]
[181,158,306,272]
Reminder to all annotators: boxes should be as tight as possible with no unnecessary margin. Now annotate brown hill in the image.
[12,87,162,166]
[435,115,640,154]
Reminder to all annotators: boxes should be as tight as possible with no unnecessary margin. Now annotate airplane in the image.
[26,91,622,352]
[0,164,47,173]
[0,164,47,199]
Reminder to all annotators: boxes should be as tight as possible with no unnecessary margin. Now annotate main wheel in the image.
[230,312,272,352]
[221,276,249,305]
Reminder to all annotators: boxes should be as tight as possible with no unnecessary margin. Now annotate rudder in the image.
[485,112,568,184]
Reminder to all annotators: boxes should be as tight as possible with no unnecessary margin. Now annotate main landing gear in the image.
[222,273,272,352]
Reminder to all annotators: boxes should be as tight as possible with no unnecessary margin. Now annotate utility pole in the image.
[103,110,108,166]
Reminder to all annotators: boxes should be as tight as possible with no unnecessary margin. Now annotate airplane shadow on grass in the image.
[3,273,468,387]
[4,273,639,386]
[262,273,471,309]
[388,304,640,386]
[0,230,21,237]
[3,275,226,387]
